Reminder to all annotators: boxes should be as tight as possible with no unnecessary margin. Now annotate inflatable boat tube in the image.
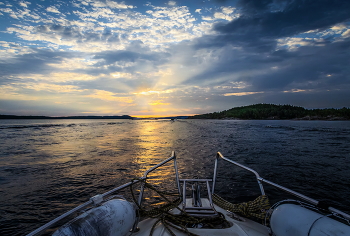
[271,204,350,236]
[52,199,136,236]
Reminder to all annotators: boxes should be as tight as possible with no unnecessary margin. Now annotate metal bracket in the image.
[90,194,103,205]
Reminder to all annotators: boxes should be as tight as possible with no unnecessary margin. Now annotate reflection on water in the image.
[1,119,350,235]
[134,121,164,175]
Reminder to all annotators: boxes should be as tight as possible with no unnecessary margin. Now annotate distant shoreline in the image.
[0,115,133,120]
[0,115,189,120]
[219,116,350,121]
[187,104,350,120]
[2,103,350,120]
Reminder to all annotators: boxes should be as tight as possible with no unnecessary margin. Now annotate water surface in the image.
[1,119,350,235]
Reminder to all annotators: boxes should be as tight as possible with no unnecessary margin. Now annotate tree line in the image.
[189,104,350,120]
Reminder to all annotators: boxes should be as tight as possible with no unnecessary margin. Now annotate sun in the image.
[131,89,175,117]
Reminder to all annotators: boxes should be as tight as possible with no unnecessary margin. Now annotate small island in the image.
[189,104,350,120]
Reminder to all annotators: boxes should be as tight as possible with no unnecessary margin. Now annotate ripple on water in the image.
[0,119,350,235]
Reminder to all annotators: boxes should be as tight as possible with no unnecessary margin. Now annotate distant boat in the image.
[27,152,350,236]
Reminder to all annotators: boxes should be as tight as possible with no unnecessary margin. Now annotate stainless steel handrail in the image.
[132,151,179,232]
[137,151,180,206]
[212,152,265,195]
[26,151,179,236]
[212,152,350,221]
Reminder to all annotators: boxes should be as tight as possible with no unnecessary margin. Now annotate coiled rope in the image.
[212,194,270,220]
[130,179,230,236]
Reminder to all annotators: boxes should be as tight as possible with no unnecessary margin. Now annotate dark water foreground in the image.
[1,119,350,235]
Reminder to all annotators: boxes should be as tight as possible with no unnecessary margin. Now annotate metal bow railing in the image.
[212,152,350,221]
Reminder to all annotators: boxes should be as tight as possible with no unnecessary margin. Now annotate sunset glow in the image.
[1,0,350,117]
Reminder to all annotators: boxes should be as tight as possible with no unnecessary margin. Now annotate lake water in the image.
[1,119,350,235]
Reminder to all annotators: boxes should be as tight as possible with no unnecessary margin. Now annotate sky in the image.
[0,0,350,117]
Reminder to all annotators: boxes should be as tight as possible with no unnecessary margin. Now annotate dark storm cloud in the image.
[196,0,350,52]
[249,39,350,91]
[189,0,350,95]
[216,0,350,38]
[188,38,350,91]
[0,49,79,77]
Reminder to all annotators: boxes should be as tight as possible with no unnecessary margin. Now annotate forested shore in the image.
[189,104,350,120]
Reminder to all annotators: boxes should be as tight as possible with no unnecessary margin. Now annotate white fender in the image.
[53,199,136,236]
[271,204,350,236]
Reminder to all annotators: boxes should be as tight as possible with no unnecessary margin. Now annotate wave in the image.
[265,125,296,130]
[0,124,65,130]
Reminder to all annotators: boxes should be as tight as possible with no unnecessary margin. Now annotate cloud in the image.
[168,1,176,6]
[251,39,350,91]
[224,91,263,96]
[202,16,214,21]
[20,83,83,93]
[46,6,61,14]
[2,0,234,54]
[84,41,171,78]
[1,0,350,116]
[7,23,121,52]
[83,0,134,9]
[73,74,134,94]
[213,6,239,21]
[86,89,133,103]
[0,49,79,77]
[19,1,31,8]
[214,0,350,42]
[185,0,350,95]
[92,50,158,65]
[186,36,350,101]
[341,29,350,38]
